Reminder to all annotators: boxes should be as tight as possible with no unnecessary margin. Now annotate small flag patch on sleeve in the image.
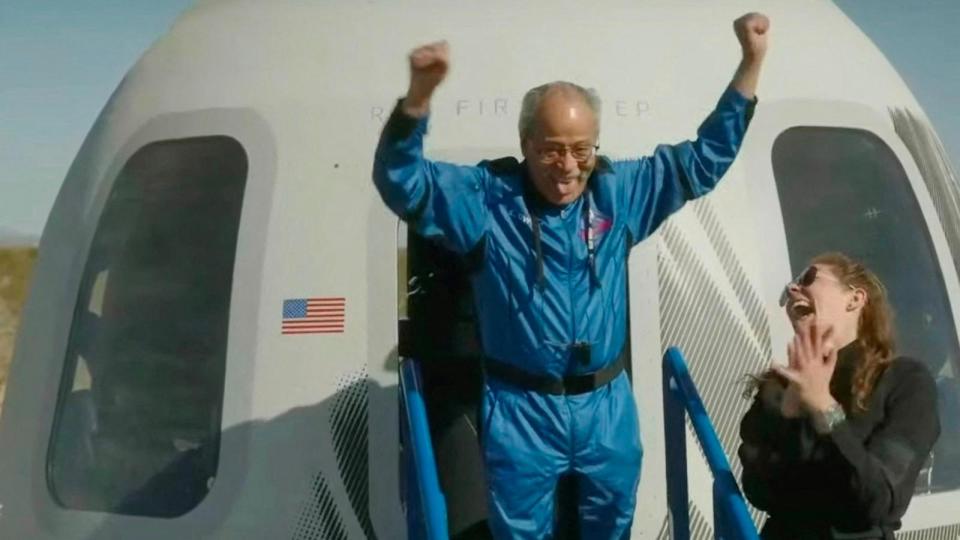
[282,297,345,334]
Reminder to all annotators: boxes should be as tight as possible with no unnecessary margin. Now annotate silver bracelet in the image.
[812,402,846,434]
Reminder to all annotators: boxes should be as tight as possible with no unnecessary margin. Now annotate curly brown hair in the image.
[746,252,896,412]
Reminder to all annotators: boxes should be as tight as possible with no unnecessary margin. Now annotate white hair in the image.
[518,81,602,141]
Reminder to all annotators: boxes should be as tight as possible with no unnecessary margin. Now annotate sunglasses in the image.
[779,265,855,307]
[779,266,818,307]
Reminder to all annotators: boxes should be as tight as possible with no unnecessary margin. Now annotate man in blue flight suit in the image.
[374,12,769,539]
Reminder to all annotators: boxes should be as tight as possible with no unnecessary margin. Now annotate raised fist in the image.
[734,13,769,61]
[404,41,450,114]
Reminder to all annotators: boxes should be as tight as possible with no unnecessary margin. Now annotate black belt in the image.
[483,356,625,395]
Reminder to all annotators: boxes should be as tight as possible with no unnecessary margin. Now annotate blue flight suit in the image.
[374,86,755,539]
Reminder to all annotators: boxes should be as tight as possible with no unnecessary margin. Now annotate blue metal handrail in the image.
[662,347,759,540]
[399,358,449,540]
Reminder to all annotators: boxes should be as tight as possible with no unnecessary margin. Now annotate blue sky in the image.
[0,0,194,238]
[1,1,958,239]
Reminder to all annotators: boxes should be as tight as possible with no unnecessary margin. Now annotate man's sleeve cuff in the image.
[724,85,758,107]
[386,98,429,141]
[719,86,758,127]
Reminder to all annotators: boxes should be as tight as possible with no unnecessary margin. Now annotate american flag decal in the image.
[282,297,346,335]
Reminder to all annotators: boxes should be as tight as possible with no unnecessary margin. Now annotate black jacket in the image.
[738,344,941,539]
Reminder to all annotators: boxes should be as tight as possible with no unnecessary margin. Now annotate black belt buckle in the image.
[571,342,591,365]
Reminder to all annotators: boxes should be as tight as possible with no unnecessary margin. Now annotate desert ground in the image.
[0,247,38,418]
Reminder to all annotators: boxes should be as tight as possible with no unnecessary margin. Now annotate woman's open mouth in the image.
[790,302,815,321]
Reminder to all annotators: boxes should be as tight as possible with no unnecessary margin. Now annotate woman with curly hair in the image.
[739,252,941,540]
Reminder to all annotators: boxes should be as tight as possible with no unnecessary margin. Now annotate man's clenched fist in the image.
[403,41,450,117]
[734,13,769,62]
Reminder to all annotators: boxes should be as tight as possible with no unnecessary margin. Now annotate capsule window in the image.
[47,136,248,516]
[773,126,960,493]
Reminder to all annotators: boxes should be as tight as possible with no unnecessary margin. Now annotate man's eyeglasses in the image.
[536,144,599,164]
[778,265,853,306]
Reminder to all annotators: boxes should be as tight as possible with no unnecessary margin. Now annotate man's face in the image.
[522,92,598,206]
